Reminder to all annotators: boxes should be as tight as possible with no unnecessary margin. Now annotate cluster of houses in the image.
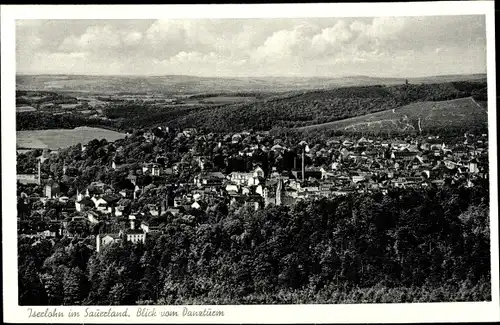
[17,127,489,252]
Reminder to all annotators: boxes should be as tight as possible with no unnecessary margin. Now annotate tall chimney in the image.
[302,150,305,182]
[37,160,41,185]
[276,178,282,206]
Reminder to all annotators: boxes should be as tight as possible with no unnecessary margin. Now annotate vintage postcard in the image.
[2,2,499,323]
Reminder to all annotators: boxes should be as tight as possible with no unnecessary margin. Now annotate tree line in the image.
[16,112,115,131]
[16,91,78,107]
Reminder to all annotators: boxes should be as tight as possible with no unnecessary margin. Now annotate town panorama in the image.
[15,17,491,305]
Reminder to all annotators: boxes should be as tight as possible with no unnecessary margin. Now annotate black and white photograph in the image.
[2,2,499,323]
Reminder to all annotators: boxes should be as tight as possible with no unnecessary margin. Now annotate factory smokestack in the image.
[302,150,305,182]
[37,160,41,185]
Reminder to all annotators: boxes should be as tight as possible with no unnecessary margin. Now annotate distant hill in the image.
[16,77,488,135]
[163,81,487,132]
[16,73,486,95]
[296,97,488,135]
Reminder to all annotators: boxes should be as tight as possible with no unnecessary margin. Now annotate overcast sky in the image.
[16,16,486,78]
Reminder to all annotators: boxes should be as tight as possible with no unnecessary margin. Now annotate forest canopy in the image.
[18,183,491,305]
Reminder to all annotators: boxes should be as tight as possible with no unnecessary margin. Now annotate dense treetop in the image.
[18,183,490,305]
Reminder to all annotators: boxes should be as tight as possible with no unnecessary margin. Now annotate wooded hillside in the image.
[17,81,487,135]
[166,81,487,131]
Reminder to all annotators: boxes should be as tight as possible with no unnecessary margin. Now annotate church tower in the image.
[263,187,270,207]
[111,155,117,170]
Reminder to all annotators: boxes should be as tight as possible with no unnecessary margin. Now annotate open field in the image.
[297,97,487,133]
[59,103,81,109]
[16,126,126,150]
[199,95,257,104]
[16,106,37,113]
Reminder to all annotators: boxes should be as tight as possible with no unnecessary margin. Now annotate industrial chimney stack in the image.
[37,160,41,185]
[302,150,305,182]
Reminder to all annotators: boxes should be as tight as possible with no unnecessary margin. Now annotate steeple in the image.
[76,188,83,202]
[111,155,117,170]
[263,187,269,207]
[129,215,136,230]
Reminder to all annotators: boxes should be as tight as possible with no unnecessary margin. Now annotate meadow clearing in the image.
[297,97,487,134]
[16,126,126,150]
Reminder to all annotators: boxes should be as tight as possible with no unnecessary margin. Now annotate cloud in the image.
[16,21,44,52]
[311,21,354,57]
[16,34,43,53]
[365,17,407,39]
[27,52,88,74]
[249,17,419,66]
[16,20,43,28]
[168,51,218,64]
[59,25,122,52]
[145,20,187,44]
[123,31,143,46]
[16,16,487,77]
[251,22,320,63]
[145,19,219,57]
[252,29,300,62]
